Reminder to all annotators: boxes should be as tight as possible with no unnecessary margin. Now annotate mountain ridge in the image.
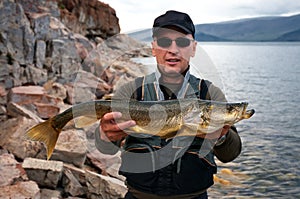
[129,14,300,42]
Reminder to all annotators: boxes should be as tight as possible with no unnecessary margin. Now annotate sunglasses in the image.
[155,37,194,48]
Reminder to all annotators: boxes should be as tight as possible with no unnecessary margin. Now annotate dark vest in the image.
[120,73,217,195]
[124,73,215,166]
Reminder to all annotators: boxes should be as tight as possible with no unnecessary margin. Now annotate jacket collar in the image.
[153,67,191,100]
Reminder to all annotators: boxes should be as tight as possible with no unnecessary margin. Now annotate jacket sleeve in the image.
[94,125,121,155]
[208,83,242,162]
[213,126,242,163]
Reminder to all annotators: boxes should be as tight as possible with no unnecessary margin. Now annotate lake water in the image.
[133,42,300,198]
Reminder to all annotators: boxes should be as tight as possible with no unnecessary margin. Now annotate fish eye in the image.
[227,105,238,113]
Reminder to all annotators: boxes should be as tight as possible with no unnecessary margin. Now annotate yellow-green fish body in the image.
[26,99,255,159]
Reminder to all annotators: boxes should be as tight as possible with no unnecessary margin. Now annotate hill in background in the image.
[129,14,300,42]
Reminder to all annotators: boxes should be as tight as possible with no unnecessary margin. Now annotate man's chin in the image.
[157,64,186,76]
[162,70,184,78]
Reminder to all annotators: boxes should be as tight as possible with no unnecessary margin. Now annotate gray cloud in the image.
[103,0,300,32]
[234,0,300,16]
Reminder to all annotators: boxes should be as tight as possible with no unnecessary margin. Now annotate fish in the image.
[25,99,255,159]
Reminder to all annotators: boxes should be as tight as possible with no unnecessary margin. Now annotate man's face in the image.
[151,28,197,79]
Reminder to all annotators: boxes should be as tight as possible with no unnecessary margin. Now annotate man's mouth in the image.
[166,58,180,63]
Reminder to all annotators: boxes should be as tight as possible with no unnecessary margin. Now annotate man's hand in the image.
[99,112,136,142]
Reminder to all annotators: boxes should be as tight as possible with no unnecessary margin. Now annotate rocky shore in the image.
[0,0,151,198]
[0,0,240,198]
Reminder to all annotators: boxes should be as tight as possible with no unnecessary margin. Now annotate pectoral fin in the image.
[177,123,201,136]
[181,123,222,135]
[75,116,98,128]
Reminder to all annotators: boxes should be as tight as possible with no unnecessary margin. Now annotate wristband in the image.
[215,134,227,146]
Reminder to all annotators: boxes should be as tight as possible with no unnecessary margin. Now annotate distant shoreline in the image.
[129,13,300,43]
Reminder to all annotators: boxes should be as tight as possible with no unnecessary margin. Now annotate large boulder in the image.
[22,158,64,189]
[58,0,120,38]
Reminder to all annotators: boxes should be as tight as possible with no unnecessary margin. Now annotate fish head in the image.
[198,102,255,131]
[224,102,249,122]
[210,102,255,124]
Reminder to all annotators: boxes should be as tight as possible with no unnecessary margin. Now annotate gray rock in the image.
[6,102,43,123]
[85,170,127,199]
[51,129,87,168]
[7,86,62,118]
[0,1,35,65]
[35,40,47,68]
[0,181,40,199]
[0,153,27,187]
[22,157,64,188]
[0,117,45,159]
[0,0,152,197]
[40,188,62,199]
[63,168,86,196]
[63,163,87,186]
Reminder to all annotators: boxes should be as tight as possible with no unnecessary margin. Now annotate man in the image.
[95,10,242,199]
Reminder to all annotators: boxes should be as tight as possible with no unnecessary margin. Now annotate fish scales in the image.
[25,99,255,159]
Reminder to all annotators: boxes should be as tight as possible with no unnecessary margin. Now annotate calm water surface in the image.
[201,42,300,198]
[134,42,300,198]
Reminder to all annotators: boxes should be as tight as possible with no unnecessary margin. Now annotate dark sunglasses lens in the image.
[175,38,191,47]
[156,37,191,48]
[157,38,172,47]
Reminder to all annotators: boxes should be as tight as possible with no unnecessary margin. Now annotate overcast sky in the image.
[101,0,300,33]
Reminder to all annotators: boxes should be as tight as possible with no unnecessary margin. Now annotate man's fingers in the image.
[102,120,135,132]
[102,112,122,121]
[101,112,136,132]
[116,120,136,131]
[101,112,136,129]
[99,112,136,142]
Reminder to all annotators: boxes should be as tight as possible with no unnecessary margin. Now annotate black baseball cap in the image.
[152,10,195,38]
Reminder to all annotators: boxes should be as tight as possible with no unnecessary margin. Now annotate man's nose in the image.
[167,41,179,54]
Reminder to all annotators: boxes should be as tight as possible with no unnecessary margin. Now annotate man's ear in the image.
[151,41,156,57]
[191,41,197,57]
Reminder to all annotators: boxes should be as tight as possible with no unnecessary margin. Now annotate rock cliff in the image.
[58,0,120,38]
[0,0,151,198]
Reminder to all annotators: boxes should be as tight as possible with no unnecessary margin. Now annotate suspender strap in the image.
[134,74,212,100]
[199,79,211,100]
[188,75,212,100]
[133,76,145,101]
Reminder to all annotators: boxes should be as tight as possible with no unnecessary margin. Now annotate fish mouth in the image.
[233,103,254,122]
[241,102,255,119]
[244,109,255,119]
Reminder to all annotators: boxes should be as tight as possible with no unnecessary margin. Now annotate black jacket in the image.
[95,73,242,196]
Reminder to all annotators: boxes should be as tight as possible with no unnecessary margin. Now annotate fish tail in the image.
[25,117,61,160]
